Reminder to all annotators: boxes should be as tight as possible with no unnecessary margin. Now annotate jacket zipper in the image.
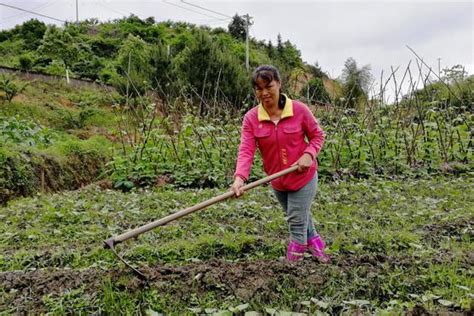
[274,121,284,188]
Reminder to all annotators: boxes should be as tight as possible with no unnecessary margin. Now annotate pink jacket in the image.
[235,96,325,191]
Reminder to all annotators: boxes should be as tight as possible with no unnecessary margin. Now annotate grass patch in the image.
[0,176,472,313]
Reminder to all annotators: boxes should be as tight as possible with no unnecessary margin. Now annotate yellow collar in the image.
[257,95,293,121]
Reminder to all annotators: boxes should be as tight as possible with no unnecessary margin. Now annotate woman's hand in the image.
[231,177,245,197]
[294,153,313,172]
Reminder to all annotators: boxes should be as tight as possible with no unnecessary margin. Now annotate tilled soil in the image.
[1,267,104,313]
[1,257,345,313]
[1,254,471,314]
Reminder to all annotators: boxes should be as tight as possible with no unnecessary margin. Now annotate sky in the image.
[1,0,473,96]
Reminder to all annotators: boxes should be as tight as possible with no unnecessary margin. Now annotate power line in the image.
[0,0,57,23]
[180,0,232,19]
[95,1,131,18]
[195,17,231,24]
[0,2,66,23]
[96,2,151,21]
[163,0,228,21]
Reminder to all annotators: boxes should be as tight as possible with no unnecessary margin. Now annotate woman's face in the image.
[254,77,281,108]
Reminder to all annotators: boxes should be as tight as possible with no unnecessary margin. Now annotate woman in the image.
[231,65,329,262]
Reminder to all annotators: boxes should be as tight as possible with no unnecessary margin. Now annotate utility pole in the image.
[76,0,79,24]
[437,57,441,78]
[243,14,253,71]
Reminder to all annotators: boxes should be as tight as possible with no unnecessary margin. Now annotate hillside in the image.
[0,75,118,204]
[0,16,332,106]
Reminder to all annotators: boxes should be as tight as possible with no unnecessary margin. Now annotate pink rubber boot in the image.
[308,236,331,263]
[287,240,307,262]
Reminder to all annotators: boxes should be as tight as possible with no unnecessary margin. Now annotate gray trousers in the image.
[273,174,318,244]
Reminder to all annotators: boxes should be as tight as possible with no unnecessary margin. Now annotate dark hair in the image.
[251,65,281,87]
[252,65,285,109]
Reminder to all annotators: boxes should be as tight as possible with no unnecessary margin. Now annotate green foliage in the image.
[442,64,469,84]
[0,38,23,68]
[0,76,117,131]
[0,135,111,204]
[37,26,82,69]
[0,147,37,204]
[0,74,27,102]
[0,29,10,42]
[107,74,472,190]
[43,287,96,314]
[150,43,173,98]
[274,34,303,84]
[307,62,327,79]
[0,176,472,313]
[174,30,251,110]
[0,17,305,107]
[68,88,116,108]
[18,53,34,72]
[340,57,373,109]
[0,19,47,49]
[0,76,119,204]
[16,19,47,50]
[228,14,247,41]
[302,77,331,105]
[88,36,120,58]
[72,55,106,81]
[108,113,263,190]
[0,115,55,146]
[112,33,153,98]
[116,14,158,42]
[57,107,99,129]
[31,55,52,70]
[407,74,474,112]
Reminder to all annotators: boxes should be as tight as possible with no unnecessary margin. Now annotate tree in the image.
[0,30,11,43]
[304,77,331,105]
[18,53,34,72]
[442,64,468,84]
[307,62,327,79]
[228,14,246,41]
[89,36,120,58]
[15,19,47,50]
[174,30,250,113]
[340,57,373,109]
[151,43,173,99]
[38,26,81,83]
[112,34,153,98]
[273,35,304,88]
[0,75,27,103]
[277,33,283,54]
[71,56,105,81]
[266,40,276,59]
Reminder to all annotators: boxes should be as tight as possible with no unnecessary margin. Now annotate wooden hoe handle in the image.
[104,165,298,248]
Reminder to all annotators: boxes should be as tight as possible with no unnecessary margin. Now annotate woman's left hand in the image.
[294,153,313,172]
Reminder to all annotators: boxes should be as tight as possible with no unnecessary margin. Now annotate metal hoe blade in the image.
[104,238,147,280]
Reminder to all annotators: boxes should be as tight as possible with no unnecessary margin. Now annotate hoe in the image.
[104,165,298,279]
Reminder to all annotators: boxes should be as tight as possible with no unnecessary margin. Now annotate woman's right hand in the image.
[231,177,245,197]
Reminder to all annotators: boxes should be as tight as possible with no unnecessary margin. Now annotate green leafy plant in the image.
[0,115,54,146]
[0,74,27,103]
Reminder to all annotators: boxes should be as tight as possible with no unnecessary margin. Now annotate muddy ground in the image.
[2,252,472,314]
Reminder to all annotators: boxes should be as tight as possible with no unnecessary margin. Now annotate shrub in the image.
[0,115,55,146]
[302,77,331,105]
[18,53,34,72]
[0,74,28,103]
